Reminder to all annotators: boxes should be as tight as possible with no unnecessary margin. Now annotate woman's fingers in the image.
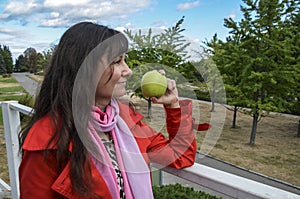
[151,78,179,106]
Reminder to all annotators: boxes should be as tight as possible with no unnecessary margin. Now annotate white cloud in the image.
[40,18,69,27]
[0,27,38,59]
[4,0,40,15]
[151,20,167,28]
[226,12,236,19]
[0,27,26,37]
[177,1,200,11]
[0,27,16,35]
[115,22,134,32]
[44,0,91,7]
[1,0,151,27]
[0,0,152,60]
[0,25,60,60]
[50,12,60,18]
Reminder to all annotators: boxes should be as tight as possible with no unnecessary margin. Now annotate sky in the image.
[0,0,244,61]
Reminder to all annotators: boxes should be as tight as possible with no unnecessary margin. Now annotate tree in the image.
[23,47,38,73]
[206,33,248,128]
[124,17,195,117]
[41,45,57,72]
[36,52,44,72]
[289,7,300,136]
[0,53,6,74]
[0,45,13,73]
[207,0,299,145]
[16,54,27,72]
[194,56,226,112]
[157,16,191,61]
[298,120,300,138]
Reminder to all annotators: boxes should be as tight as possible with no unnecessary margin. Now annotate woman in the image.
[19,22,196,199]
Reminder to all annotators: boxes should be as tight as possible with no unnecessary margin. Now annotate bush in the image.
[152,183,221,199]
[18,93,34,123]
[1,73,11,78]
[194,90,211,102]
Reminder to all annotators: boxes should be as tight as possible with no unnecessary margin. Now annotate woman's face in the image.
[95,54,132,105]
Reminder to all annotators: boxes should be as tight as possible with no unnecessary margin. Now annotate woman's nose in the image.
[122,62,132,77]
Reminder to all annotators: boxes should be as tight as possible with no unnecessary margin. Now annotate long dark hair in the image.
[19,22,128,197]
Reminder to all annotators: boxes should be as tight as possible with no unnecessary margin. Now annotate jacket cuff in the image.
[165,99,193,134]
[164,99,192,115]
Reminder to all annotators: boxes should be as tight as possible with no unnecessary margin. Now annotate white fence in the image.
[1,101,300,199]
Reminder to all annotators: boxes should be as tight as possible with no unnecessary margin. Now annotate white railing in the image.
[1,101,300,199]
[1,101,32,199]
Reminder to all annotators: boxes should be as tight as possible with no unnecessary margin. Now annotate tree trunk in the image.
[231,105,237,128]
[297,120,300,138]
[147,98,152,118]
[250,113,259,145]
[211,99,215,112]
[210,79,216,112]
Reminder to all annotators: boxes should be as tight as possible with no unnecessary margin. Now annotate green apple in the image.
[141,70,167,98]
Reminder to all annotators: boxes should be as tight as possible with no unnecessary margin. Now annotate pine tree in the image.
[124,17,193,117]
[0,45,13,73]
[0,53,6,74]
[205,34,246,126]
[207,0,299,145]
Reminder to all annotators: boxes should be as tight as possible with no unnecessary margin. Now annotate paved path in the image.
[12,72,40,98]
[13,72,300,196]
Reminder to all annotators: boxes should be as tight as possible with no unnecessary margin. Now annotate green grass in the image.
[0,95,26,101]
[0,86,26,93]
[0,76,30,125]
[0,95,26,126]
[0,77,18,83]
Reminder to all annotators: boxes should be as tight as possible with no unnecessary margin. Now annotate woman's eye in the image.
[114,59,121,65]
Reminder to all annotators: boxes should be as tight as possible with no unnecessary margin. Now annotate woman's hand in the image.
[150,70,180,108]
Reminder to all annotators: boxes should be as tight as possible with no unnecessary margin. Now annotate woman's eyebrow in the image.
[118,54,125,59]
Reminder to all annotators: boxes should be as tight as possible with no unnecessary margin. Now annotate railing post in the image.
[2,101,21,199]
[151,167,162,186]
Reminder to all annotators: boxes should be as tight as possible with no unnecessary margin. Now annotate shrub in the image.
[152,183,221,199]
[1,73,11,78]
[18,93,34,123]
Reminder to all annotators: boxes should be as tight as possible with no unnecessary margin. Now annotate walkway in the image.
[12,72,40,97]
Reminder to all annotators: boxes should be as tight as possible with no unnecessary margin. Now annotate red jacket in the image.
[19,99,196,199]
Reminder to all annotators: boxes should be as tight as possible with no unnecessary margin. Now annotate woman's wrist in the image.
[165,101,180,108]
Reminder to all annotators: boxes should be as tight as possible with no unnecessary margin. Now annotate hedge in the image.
[152,183,221,199]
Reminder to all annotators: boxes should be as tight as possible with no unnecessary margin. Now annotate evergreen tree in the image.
[289,7,300,136]
[205,34,246,124]
[195,56,226,112]
[0,53,6,74]
[14,58,20,72]
[0,45,13,73]
[207,0,299,145]
[124,17,195,117]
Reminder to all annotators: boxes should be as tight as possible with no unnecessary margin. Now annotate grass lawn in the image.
[131,97,300,188]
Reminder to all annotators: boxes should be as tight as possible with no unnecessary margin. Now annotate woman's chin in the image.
[113,90,126,98]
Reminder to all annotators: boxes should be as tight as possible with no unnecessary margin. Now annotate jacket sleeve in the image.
[19,150,61,199]
[138,99,196,169]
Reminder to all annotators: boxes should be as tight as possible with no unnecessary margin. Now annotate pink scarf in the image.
[88,98,154,199]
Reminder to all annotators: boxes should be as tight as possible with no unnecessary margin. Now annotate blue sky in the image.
[0,0,244,60]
